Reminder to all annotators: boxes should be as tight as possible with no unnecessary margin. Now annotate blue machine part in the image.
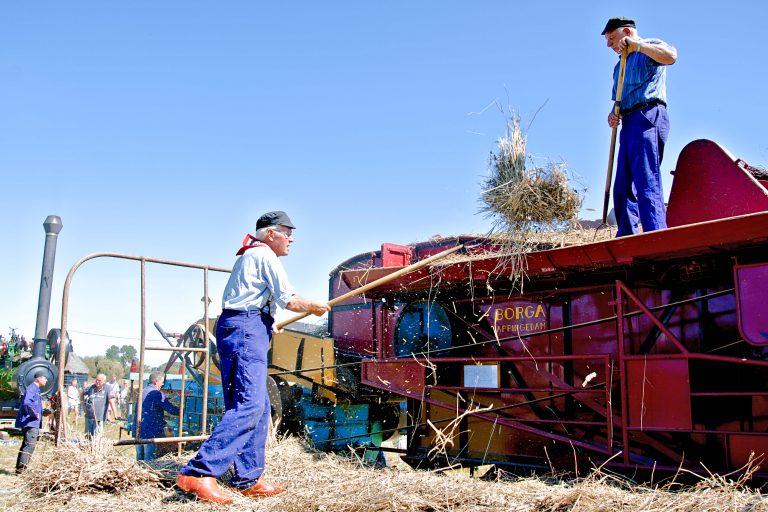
[161,380,224,436]
[331,403,371,450]
[294,387,383,452]
[303,420,332,450]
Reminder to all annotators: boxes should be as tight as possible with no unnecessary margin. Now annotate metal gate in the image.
[54,252,230,450]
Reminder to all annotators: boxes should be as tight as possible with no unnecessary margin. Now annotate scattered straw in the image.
[3,435,768,511]
[21,434,161,497]
[427,401,494,464]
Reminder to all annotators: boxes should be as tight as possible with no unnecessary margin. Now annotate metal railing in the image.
[55,252,230,447]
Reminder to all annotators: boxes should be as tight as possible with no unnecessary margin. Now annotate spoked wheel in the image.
[181,323,221,371]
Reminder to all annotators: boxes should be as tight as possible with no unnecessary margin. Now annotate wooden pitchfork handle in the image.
[602,48,629,224]
[274,244,464,330]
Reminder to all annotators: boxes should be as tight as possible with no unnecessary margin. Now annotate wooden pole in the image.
[602,48,629,224]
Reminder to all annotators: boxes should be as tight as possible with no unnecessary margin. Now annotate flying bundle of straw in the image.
[481,116,582,232]
[478,115,585,288]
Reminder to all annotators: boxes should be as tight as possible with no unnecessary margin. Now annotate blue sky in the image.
[2,2,766,365]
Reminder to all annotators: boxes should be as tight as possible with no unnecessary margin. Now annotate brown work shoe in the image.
[176,474,234,505]
[237,479,286,497]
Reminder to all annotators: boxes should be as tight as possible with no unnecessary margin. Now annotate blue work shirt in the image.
[222,245,296,316]
[135,385,180,439]
[15,382,43,429]
[612,38,668,112]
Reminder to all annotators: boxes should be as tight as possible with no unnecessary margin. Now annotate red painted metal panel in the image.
[735,263,768,345]
[361,359,425,396]
[375,355,615,458]
[381,243,411,267]
[570,290,618,357]
[375,303,397,358]
[666,139,768,227]
[626,359,691,429]
[331,307,374,355]
[728,434,768,469]
[582,241,617,263]
[547,245,596,268]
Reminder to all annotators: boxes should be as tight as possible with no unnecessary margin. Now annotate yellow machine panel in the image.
[269,329,339,402]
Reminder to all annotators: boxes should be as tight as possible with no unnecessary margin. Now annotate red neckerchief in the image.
[236,234,268,256]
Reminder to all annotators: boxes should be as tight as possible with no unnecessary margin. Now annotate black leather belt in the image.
[620,99,666,116]
[223,305,271,316]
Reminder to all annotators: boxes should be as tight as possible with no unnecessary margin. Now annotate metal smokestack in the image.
[16,215,62,398]
[32,215,62,359]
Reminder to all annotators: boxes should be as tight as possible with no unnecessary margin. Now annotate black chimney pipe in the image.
[32,215,63,359]
[17,215,63,398]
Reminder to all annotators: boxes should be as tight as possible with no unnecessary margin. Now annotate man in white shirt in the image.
[177,211,330,504]
[119,381,130,418]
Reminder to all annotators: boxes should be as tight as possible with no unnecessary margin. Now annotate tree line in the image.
[81,344,148,379]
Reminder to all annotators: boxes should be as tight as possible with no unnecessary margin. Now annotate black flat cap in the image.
[601,16,635,35]
[256,211,296,230]
[34,370,46,379]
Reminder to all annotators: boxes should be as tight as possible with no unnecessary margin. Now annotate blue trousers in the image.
[16,427,39,473]
[614,104,669,236]
[136,443,156,461]
[180,309,273,489]
[85,417,104,438]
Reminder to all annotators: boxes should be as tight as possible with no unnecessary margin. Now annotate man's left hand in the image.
[608,112,621,128]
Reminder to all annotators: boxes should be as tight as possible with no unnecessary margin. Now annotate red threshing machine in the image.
[312,139,768,479]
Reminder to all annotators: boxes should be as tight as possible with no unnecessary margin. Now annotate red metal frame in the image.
[363,354,615,456]
[356,274,768,475]
[329,139,768,478]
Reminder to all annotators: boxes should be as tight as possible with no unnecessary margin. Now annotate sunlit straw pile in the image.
[20,435,161,497]
[4,435,768,511]
[480,114,586,288]
[481,116,582,229]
